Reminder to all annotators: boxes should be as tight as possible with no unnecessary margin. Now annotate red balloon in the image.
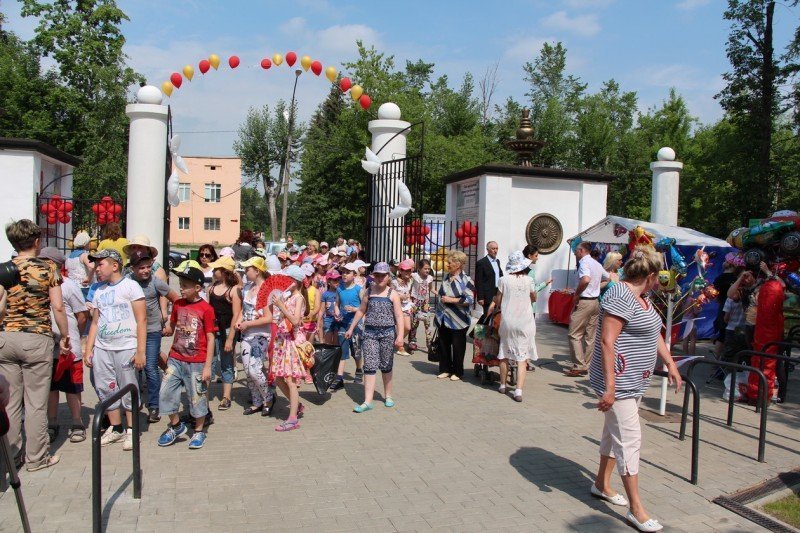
[359,94,372,110]
[58,213,70,224]
[91,204,99,214]
[311,60,322,76]
[102,196,112,202]
[113,204,122,215]
[199,59,210,74]
[64,201,73,213]
[405,236,415,245]
[422,226,431,236]
[470,225,478,236]
[462,220,472,234]
[339,77,352,92]
[46,204,56,214]
[47,215,56,225]
[417,235,426,245]
[470,236,478,245]
[170,72,182,88]
[228,55,240,69]
[285,51,297,67]
[260,58,272,70]
[51,198,62,209]
[461,237,471,248]
[40,203,48,214]
[455,228,464,239]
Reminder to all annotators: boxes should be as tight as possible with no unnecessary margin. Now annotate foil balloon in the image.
[360,147,381,174]
[350,84,364,101]
[174,155,189,174]
[170,72,182,89]
[169,135,181,153]
[198,59,210,74]
[161,81,174,97]
[325,66,337,82]
[300,55,312,71]
[670,246,687,274]
[182,64,194,81]
[786,272,800,295]
[285,51,297,67]
[655,237,676,252]
[209,54,220,70]
[272,53,283,66]
[167,172,180,207]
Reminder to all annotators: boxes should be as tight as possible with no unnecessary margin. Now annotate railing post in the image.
[131,386,142,499]
[728,370,736,426]
[690,378,700,485]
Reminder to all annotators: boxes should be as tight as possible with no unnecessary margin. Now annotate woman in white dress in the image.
[489,250,537,402]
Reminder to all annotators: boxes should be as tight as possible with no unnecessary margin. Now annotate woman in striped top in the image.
[434,250,475,381]
[589,247,682,533]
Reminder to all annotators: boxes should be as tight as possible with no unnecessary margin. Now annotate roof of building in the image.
[0,137,82,167]
[441,163,616,185]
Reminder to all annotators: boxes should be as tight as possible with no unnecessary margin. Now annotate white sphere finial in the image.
[136,85,163,105]
[378,102,401,120]
[656,147,676,161]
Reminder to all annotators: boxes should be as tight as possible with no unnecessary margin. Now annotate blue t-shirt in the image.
[322,290,338,318]
[337,284,362,327]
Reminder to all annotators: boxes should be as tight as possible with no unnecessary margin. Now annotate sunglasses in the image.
[199,253,213,258]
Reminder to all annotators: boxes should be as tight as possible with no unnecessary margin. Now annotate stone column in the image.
[367,103,411,262]
[650,147,683,226]
[125,86,169,265]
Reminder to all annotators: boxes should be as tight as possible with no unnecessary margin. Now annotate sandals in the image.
[26,454,60,472]
[218,398,231,410]
[243,405,263,416]
[68,425,86,443]
[47,423,59,444]
[275,420,300,432]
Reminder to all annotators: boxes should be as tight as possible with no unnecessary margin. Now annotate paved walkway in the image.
[2,320,798,532]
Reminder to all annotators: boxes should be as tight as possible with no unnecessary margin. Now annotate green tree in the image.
[239,186,269,233]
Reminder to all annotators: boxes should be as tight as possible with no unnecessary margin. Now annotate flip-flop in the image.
[353,403,374,413]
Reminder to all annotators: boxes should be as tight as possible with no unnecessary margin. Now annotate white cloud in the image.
[503,36,557,63]
[637,64,723,92]
[541,11,601,38]
[676,0,712,10]
[316,24,382,56]
[280,17,308,36]
[562,0,615,8]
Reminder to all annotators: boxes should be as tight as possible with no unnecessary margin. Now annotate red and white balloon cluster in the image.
[40,195,74,225]
[161,52,372,110]
[455,220,478,248]
[91,196,122,225]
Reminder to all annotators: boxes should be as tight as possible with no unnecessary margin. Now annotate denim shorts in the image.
[159,358,209,418]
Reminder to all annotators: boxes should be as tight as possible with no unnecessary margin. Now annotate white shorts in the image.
[599,397,642,476]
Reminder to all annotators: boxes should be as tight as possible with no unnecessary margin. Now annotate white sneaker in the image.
[100,426,124,446]
[122,429,134,451]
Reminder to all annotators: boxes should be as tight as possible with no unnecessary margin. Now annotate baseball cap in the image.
[325,269,341,280]
[373,262,391,274]
[266,255,282,274]
[300,263,315,277]
[336,249,347,257]
[89,248,123,265]
[174,266,205,286]
[208,256,236,272]
[320,241,329,248]
[128,248,153,266]
[398,258,415,271]
[218,246,235,258]
[241,256,267,273]
[285,264,305,282]
[39,247,66,265]
[314,255,329,266]
[343,262,359,272]
[353,259,369,269]
[388,259,399,267]
[174,259,202,272]
[277,251,289,260]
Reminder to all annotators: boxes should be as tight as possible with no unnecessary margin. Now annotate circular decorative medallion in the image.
[525,213,563,254]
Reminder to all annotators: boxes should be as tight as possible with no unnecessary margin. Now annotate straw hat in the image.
[123,235,158,258]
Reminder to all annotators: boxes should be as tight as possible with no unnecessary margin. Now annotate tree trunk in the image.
[264,182,279,242]
[761,1,776,210]
[277,159,287,239]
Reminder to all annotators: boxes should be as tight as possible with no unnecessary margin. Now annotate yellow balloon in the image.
[300,54,312,71]
[350,84,364,101]
[182,64,194,81]
[161,81,174,97]
[325,66,337,83]
[209,54,220,70]
[273,53,283,66]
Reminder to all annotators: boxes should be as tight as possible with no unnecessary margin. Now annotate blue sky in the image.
[4,0,799,156]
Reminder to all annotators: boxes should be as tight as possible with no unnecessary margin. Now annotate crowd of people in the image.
[0,221,693,532]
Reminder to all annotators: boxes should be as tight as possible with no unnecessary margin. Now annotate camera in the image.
[0,260,20,290]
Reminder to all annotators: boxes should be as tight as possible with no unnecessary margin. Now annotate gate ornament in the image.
[40,195,73,225]
[525,213,562,254]
[91,196,122,225]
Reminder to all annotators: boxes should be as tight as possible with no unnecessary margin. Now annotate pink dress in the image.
[269,293,312,385]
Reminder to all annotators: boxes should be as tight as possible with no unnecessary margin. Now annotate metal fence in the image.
[36,195,127,253]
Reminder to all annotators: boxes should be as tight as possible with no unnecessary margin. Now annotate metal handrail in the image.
[92,383,142,533]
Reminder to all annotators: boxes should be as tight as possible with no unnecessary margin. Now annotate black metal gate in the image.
[36,194,126,253]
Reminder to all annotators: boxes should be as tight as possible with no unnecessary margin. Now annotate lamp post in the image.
[280,69,302,239]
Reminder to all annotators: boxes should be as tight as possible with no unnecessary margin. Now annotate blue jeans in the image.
[211,327,235,384]
[144,331,163,409]
[159,359,209,418]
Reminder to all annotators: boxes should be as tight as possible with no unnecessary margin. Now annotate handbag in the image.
[296,341,316,369]
[428,327,441,362]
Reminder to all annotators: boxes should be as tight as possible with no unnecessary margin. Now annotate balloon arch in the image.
[159,51,373,110]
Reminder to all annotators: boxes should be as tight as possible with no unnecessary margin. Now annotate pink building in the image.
[169,156,242,246]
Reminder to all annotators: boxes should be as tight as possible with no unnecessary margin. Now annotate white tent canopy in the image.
[569,215,730,248]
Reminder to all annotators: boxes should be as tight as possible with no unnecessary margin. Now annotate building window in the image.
[204,217,220,231]
[204,183,221,203]
[178,183,191,203]
[178,217,190,230]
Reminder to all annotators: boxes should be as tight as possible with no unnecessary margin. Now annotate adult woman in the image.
[97,222,130,265]
[197,244,218,289]
[65,230,95,288]
[207,256,242,410]
[490,251,537,402]
[523,245,552,314]
[304,240,320,264]
[435,250,475,381]
[600,251,623,298]
[0,220,70,471]
[123,235,168,283]
[589,247,681,532]
[231,230,256,263]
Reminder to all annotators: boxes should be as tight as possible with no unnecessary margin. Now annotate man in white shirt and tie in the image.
[565,242,608,377]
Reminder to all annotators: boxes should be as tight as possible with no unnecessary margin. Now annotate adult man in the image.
[475,241,503,318]
[565,242,608,377]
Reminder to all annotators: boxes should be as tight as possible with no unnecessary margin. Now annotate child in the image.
[235,257,276,416]
[269,265,310,431]
[206,256,241,410]
[330,263,365,391]
[319,270,341,345]
[345,262,404,412]
[84,249,146,451]
[409,258,434,354]
[157,266,217,449]
[391,259,415,356]
[301,263,321,344]
[41,248,90,444]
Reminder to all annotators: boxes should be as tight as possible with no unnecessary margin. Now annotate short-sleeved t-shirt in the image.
[337,284,362,327]
[98,237,130,266]
[169,298,217,363]
[130,274,170,332]
[589,282,662,400]
[92,277,145,351]
[722,297,745,330]
[577,255,608,298]
[2,256,62,335]
[322,290,338,317]
[51,278,88,361]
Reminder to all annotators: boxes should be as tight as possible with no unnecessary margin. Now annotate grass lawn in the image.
[762,494,800,528]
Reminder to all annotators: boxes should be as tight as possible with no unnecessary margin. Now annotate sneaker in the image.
[218,398,231,410]
[122,429,135,451]
[354,369,364,383]
[188,431,207,449]
[329,379,345,392]
[147,408,160,424]
[157,422,187,447]
[100,427,125,446]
